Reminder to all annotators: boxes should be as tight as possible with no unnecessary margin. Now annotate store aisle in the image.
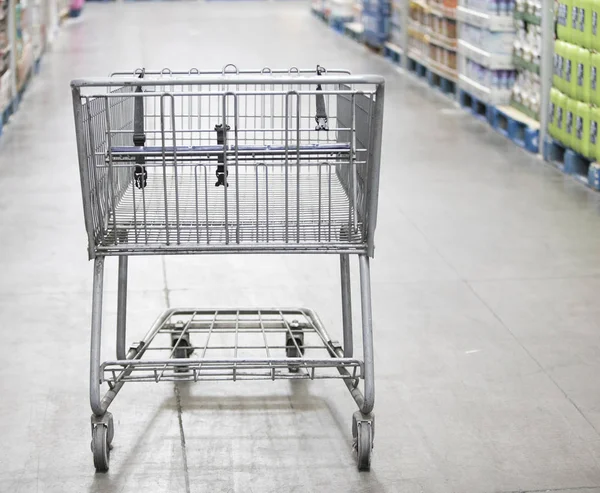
[1,2,600,492]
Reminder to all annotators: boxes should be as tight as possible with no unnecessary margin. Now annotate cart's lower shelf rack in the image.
[101,308,363,383]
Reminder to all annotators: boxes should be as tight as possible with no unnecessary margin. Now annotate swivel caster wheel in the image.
[286,320,305,373]
[171,322,194,373]
[91,412,114,472]
[352,411,374,471]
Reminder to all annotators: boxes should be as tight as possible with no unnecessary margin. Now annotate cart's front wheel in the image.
[352,412,374,471]
[286,321,305,373]
[91,425,110,472]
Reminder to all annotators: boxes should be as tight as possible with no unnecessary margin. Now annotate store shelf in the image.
[514,10,541,25]
[409,0,429,10]
[458,73,512,105]
[428,58,458,81]
[408,19,428,36]
[458,40,513,69]
[510,99,539,122]
[457,6,515,31]
[429,3,457,19]
[408,47,429,61]
[512,54,540,75]
[428,29,457,50]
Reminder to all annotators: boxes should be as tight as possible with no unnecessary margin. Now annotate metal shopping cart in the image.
[71,65,385,472]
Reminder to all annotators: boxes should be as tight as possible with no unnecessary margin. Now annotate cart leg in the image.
[340,254,353,358]
[89,257,112,472]
[90,257,105,417]
[358,254,374,415]
[116,255,128,360]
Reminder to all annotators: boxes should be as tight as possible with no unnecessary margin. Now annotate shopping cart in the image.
[71,65,385,472]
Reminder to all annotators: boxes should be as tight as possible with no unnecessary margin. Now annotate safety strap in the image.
[214,123,230,187]
[315,65,328,131]
[133,69,147,189]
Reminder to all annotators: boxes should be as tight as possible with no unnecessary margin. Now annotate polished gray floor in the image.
[1,2,600,491]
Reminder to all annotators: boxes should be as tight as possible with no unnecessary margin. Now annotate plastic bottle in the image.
[576,46,591,102]
[554,40,565,93]
[590,105,600,159]
[591,51,600,106]
[579,0,593,48]
[565,96,577,149]
[565,42,578,99]
[549,88,559,140]
[591,0,600,51]
[557,0,572,41]
[574,101,591,156]
[556,90,568,144]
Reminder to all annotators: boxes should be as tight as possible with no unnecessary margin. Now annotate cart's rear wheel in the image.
[286,322,305,373]
[106,412,114,446]
[91,425,110,472]
[352,412,374,471]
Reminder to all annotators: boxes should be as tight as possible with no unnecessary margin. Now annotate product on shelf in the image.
[389,0,402,46]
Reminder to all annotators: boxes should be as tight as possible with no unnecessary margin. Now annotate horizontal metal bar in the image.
[72,74,385,88]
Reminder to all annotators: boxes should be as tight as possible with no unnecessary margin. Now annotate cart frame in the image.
[71,66,385,472]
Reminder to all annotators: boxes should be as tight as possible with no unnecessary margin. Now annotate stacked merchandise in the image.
[15,0,33,92]
[511,0,541,119]
[457,0,517,105]
[408,0,429,61]
[548,0,600,160]
[0,0,10,114]
[427,0,458,81]
[31,0,48,65]
[363,0,391,48]
[388,0,402,49]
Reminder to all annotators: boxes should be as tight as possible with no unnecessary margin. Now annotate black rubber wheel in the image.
[91,425,110,472]
[355,421,373,471]
[286,337,305,372]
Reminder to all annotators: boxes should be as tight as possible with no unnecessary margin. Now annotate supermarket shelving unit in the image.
[0,0,66,138]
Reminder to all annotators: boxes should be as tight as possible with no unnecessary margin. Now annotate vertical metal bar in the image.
[195,166,200,243]
[284,92,291,242]
[359,255,374,414]
[103,98,118,245]
[116,255,128,360]
[90,257,106,416]
[159,95,170,245]
[350,93,358,233]
[366,84,385,257]
[231,93,240,243]
[295,93,301,242]
[318,164,322,242]
[221,95,230,244]
[204,167,210,244]
[340,254,353,358]
[167,94,181,244]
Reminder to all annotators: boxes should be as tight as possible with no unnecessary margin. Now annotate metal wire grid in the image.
[102,163,365,247]
[101,309,363,383]
[76,75,377,253]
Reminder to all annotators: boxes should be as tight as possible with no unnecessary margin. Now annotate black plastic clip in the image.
[214,123,230,187]
[133,69,147,189]
[315,65,328,131]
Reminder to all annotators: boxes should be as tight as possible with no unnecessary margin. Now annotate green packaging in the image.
[558,0,573,42]
[591,105,600,159]
[564,42,578,99]
[581,0,594,48]
[576,46,592,102]
[554,40,566,93]
[574,102,591,156]
[592,0,600,51]
[591,51,600,106]
[565,96,577,149]
[573,0,583,45]
[556,90,568,144]
[549,88,560,141]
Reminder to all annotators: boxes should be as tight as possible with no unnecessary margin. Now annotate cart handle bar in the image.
[71,75,385,88]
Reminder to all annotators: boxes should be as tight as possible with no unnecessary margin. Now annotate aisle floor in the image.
[2,2,600,492]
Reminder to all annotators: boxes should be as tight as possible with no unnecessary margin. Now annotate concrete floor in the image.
[1,2,600,491]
